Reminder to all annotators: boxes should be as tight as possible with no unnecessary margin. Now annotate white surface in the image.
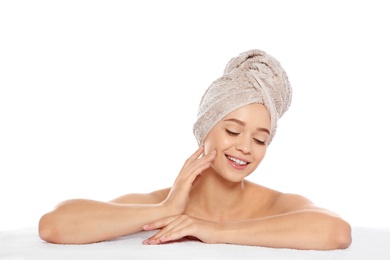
[1,227,390,260]
[1,0,390,231]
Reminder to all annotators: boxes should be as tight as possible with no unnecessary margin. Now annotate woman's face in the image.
[203,103,271,182]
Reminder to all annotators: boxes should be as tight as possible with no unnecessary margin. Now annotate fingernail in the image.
[142,239,149,245]
[143,225,149,230]
[149,239,157,245]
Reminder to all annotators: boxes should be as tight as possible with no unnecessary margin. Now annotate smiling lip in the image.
[225,154,250,169]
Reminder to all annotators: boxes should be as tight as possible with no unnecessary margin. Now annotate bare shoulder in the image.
[273,193,315,212]
[246,181,336,215]
[272,192,339,216]
[109,188,171,204]
[245,180,283,200]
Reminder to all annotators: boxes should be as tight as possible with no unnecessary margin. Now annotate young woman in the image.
[38,49,352,250]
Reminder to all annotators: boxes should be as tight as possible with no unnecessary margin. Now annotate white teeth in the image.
[227,156,248,165]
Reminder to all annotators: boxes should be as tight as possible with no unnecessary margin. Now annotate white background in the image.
[1,1,389,231]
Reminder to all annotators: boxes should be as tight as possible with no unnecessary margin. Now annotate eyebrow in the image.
[223,118,270,135]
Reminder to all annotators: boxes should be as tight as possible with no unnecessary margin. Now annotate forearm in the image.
[39,199,170,244]
[216,210,351,250]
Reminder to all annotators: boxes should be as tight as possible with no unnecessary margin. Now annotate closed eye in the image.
[226,129,239,136]
[254,139,266,145]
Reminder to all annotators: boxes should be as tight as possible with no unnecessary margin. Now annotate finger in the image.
[146,218,190,245]
[154,216,199,244]
[158,226,191,244]
[142,215,180,245]
[184,145,205,165]
[183,150,216,178]
[143,216,177,231]
[185,150,216,172]
[174,146,203,179]
[152,216,186,239]
[173,150,215,186]
[146,215,191,239]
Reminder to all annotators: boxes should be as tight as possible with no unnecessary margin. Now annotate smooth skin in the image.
[39,103,352,250]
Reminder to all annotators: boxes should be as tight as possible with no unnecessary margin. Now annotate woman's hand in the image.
[142,215,220,245]
[161,145,216,215]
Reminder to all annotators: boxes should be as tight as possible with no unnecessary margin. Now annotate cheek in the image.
[203,134,231,155]
[255,147,267,162]
[203,140,216,156]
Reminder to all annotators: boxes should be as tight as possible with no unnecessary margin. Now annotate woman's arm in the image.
[216,209,351,250]
[38,196,170,244]
[144,194,352,250]
[39,146,215,244]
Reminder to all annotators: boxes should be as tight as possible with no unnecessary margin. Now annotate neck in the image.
[187,168,247,221]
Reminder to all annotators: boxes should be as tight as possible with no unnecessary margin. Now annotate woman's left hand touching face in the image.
[142,215,220,245]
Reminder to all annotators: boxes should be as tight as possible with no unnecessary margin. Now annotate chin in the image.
[211,161,253,183]
[219,172,249,184]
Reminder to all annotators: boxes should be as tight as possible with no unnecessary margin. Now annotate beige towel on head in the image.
[193,49,292,145]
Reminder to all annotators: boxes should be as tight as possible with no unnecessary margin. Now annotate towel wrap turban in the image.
[193,49,292,145]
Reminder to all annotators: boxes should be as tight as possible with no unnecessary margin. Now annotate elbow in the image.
[335,220,352,249]
[38,199,97,244]
[38,212,60,243]
[324,217,352,250]
[39,202,73,244]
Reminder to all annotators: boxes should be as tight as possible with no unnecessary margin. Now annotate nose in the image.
[235,135,251,154]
